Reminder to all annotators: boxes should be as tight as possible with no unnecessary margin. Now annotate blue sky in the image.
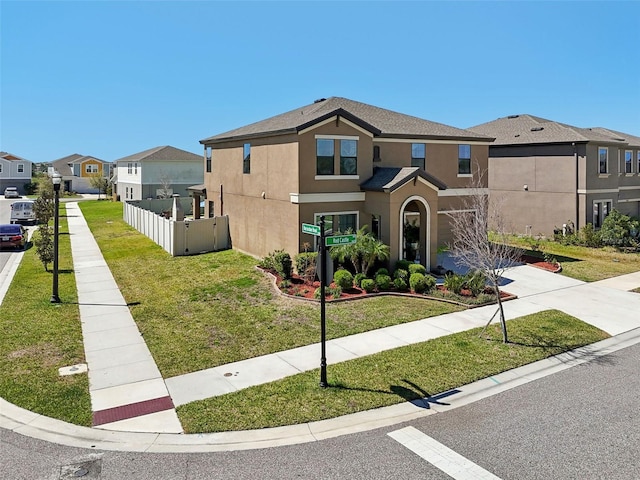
[1,1,639,163]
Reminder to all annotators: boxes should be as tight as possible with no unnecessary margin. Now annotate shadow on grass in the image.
[522,248,582,264]
[332,378,461,409]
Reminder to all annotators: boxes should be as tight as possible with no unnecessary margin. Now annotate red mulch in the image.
[520,255,561,273]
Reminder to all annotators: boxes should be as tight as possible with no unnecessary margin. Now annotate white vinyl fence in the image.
[123,200,229,256]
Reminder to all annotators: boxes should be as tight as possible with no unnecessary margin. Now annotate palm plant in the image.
[329,225,390,276]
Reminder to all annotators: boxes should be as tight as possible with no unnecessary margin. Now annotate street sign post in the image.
[302,223,321,236]
[325,234,357,246]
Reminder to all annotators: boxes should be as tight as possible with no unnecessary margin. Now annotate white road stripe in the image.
[388,426,502,480]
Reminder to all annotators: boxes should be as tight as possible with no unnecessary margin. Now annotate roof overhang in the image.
[187,184,206,196]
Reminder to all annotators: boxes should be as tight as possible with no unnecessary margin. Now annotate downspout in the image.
[574,143,579,230]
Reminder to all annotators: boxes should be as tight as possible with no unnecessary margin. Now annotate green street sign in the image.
[302,223,321,236]
[325,234,356,246]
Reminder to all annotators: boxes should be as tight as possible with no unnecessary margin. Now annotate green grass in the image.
[177,310,610,432]
[507,237,640,282]
[79,201,464,378]
[0,206,91,426]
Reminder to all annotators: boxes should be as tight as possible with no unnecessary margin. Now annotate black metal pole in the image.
[319,215,328,388]
[50,184,61,303]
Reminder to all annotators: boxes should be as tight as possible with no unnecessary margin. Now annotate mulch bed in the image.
[520,254,562,273]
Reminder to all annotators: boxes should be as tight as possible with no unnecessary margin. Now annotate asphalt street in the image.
[2,340,639,479]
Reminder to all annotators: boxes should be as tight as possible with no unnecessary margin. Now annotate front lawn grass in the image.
[0,207,91,426]
[507,237,640,282]
[178,310,609,432]
[79,201,465,378]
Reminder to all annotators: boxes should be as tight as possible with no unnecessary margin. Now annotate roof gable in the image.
[360,167,446,193]
[114,145,202,163]
[0,152,32,163]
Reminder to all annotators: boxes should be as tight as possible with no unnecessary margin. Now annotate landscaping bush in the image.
[395,259,412,272]
[361,278,376,293]
[354,273,367,288]
[273,250,293,279]
[409,272,428,294]
[444,273,466,294]
[329,285,342,299]
[393,277,408,292]
[278,279,292,289]
[600,209,632,247]
[333,269,354,290]
[464,270,487,296]
[408,263,427,275]
[313,287,322,299]
[579,223,602,248]
[294,252,317,275]
[393,268,409,283]
[375,274,392,291]
[375,268,389,277]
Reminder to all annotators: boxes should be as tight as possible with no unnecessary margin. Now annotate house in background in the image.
[0,152,33,194]
[199,97,494,270]
[113,146,203,201]
[50,154,112,194]
[469,115,640,236]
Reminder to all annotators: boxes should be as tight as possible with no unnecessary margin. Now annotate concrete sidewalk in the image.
[65,202,182,433]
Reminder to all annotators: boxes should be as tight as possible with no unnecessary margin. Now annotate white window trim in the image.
[17,163,24,173]
[315,134,360,141]
[290,192,365,204]
[299,116,373,137]
[625,150,633,174]
[456,174,473,178]
[592,199,613,227]
[598,146,608,174]
[315,175,360,180]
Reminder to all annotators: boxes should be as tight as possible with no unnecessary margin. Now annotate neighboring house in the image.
[113,146,204,201]
[469,115,640,236]
[50,154,112,194]
[199,97,494,270]
[0,152,33,194]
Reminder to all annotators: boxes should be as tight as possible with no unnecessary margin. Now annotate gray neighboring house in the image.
[50,154,112,194]
[0,152,33,194]
[114,146,203,201]
[469,115,640,236]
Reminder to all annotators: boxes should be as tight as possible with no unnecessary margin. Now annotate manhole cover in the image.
[59,459,102,479]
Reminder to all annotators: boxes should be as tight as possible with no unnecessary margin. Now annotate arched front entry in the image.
[398,195,431,271]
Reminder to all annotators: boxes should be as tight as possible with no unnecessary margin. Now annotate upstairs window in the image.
[243,143,251,174]
[411,143,425,170]
[316,139,334,175]
[134,163,138,174]
[340,139,357,175]
[458,144,471,175]
[205,147,212,173]
[638,151,640,173]
[85,164,99,174]
[625,150,633,173]
[17,164,24,173]
[598,147,608,174]
[127,162,133,174]
[373,145,381,162]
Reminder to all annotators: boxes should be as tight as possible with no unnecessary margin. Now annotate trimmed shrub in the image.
[354,273,367,288]
[375,268,389,277]
[393,277,408,292]
[423,274,436,292]
[273,250,293,279]
[393,268,409,283]
[464,271,486,296]
[278,279,292,289]
[329,285,342,299]
[294,252,317,275]
[444,273,466,294]
[579,223,602,248]
[333,269,354,290]
[409,273,428,294]
[408,263,427,275]
[395,259,411,271]
[361,278,376,293]
[375,274,392,291]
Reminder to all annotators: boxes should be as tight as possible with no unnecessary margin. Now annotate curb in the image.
[3,326,640,453]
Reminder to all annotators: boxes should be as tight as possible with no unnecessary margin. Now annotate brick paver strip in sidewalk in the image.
[92,396,175,426]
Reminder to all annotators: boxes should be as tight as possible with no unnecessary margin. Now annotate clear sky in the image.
[1,1,639,163]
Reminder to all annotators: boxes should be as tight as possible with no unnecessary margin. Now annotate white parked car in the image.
[4,186,20,199]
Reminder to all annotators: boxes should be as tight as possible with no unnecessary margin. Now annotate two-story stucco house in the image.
[0,152,33,194]
[51,154,112,194]
[469,115,640,236]
[199,97,494,271]
[114,145,204,201]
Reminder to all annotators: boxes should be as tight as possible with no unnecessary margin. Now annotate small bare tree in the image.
[88,172,109,199]
[447,167,523,343]
[157,173,173,199]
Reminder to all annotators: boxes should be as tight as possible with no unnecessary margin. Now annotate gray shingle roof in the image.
[360,167,447,192]
[588,127,640,148]
[468,115,635,146]
[51,154,109,176]
[0,152,32,163]
[114,146,202,163]
[201,97,493,143]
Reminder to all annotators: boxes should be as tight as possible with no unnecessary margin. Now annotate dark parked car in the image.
[0,224,26,250]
